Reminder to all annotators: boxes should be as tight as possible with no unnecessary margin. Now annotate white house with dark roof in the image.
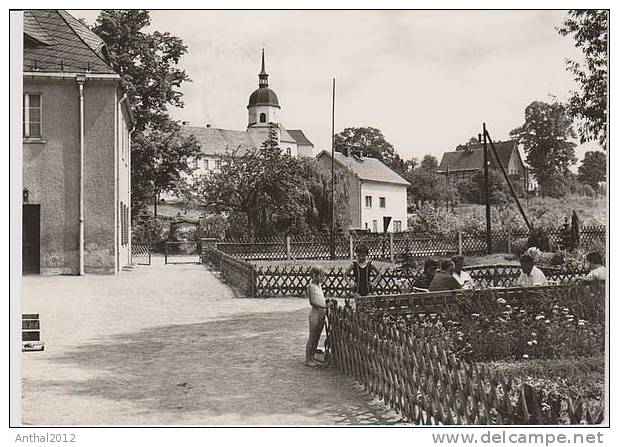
[178,50,314,183]
[316,151,410,233]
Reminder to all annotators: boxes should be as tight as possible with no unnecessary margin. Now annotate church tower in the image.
[247,50,281,128]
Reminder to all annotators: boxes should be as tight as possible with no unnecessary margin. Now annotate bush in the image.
[370,285,605,363]
[407,204,458,238]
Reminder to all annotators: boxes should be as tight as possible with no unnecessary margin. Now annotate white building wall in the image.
[117,103,131,268]
[248,105,280,127]
[359,181,408,233]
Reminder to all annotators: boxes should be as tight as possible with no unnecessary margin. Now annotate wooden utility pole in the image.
[330,78,336,260]
[483,123,492,254]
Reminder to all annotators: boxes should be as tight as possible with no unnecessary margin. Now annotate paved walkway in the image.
[21,256,401,425]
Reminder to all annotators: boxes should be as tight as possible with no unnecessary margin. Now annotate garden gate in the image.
[131,242,152,265]
[165,241,201,264]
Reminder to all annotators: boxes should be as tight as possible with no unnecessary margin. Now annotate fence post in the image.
[390,233,394,263]
[507,231,512,254]
[165,242,168,265]
[286,235,291,260]
[458,231,463,256]
[349,234,354,260]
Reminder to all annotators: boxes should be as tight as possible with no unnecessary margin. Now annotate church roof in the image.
[179,126,261,156]
[23,10,117,75]
[247,87,280,108]
[317,151,410,186]
[287,129,313,147]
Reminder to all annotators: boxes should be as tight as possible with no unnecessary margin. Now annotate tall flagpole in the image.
[330,78,336,260]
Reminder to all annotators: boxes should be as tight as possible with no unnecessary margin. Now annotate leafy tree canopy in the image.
[93,10,190,131]
[577,150,606,190]
[334,127,403,172]
[510,101,577,193]
[558,10,608,149]
[92,10,200,214]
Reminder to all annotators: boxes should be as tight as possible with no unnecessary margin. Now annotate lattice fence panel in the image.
[326,303,604,425]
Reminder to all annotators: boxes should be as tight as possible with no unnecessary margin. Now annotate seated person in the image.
[578,251,606,282]
[516,254,548,287]
[451,255,475,289]
[429,259,462,291]
[410,259,438,291]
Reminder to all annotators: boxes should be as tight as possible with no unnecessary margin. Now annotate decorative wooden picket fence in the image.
[252,264,589,298]
[215,226,605,261]
[326,300,605,425]
[202,246,256,296]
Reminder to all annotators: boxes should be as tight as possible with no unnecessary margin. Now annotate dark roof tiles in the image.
[23,10,116,75]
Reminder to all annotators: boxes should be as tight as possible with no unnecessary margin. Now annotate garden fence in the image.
[202,246,256,296]
[252,264,590,298]
[215,226,605,261]
[326,286,605,425]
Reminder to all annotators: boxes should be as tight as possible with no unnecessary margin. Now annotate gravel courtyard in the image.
[21,256,400,425]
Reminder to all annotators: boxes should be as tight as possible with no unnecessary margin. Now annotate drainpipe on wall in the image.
[77,75,86,275]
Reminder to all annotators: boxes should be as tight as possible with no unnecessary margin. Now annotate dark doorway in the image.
[22,204,40,274]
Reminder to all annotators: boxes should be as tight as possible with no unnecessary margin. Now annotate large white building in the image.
[179,50,314,181]
[316,151,410,233]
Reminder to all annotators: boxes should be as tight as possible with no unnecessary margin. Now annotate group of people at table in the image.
[304,245,605,366]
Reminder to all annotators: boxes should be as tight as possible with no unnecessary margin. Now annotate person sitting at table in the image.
[429,259,462,291]
[515,254,548,287]
[577,251,606,282]
[451,255,475,289]
[410,258,438,291]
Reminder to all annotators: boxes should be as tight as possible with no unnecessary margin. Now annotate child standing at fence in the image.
[306,266,330,367]
[345,244,381,297]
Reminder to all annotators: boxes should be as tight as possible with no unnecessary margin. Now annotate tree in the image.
[198,127,315,238]
[510,101,577,193]
[578,150,606,190]
[334,127,403,172]
[558,10,608,149]
[131,123,200,215]
[404,154,449,208]
[92,10,199,214]
[93,10,190,131]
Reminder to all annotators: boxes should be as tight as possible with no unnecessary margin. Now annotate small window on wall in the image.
[365,196,372,208]
[379,197,386,208]
[192,158,199,169]
[372,220,378,233]
[204,159,209,170]
[215,159,222,170]
[259,113,267,123]
[286,148,292,156]
[23,93,42,138]
[394,220,402,232]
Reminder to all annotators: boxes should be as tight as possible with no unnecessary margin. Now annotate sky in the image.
[72,9,601,165]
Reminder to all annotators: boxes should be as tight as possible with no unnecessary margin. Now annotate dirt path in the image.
[21,256,401,425]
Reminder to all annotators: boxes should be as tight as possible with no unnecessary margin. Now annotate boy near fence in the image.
[345,244,381,297]
[306,266,330,367]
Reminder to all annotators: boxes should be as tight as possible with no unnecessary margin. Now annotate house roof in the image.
[437,140,517,172]
[317,150,410,186]
[23,10,117,75]
[179,126,261,156]
[287,129,313,147]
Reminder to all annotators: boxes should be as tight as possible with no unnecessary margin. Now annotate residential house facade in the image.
[437,140,536,191]
[316,151,410,233]
[22,10,133,274]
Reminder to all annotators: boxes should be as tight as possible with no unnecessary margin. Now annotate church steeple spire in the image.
[258,48,269,88]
